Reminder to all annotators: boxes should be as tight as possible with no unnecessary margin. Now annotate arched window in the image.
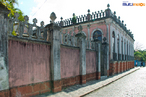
[93,30,102,41]
[112,31,115,53]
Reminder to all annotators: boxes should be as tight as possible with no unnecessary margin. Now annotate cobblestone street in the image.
[84,67,146,97]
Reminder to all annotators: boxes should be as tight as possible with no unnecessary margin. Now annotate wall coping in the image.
[8,36,51,45]
[110,60,134,64]
[61,44,79,49]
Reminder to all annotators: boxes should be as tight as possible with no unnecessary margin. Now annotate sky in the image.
[15,0,146,50]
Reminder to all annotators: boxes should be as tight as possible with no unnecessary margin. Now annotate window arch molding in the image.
[91,28,103,41]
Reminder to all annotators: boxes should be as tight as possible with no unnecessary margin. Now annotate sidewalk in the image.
[33,67,140,97]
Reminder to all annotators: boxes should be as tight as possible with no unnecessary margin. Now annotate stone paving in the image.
[33,67,140,97]
[84,67,146,97]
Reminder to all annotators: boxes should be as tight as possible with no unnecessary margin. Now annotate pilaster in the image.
[105,20,111,75]
[95,42,101,79]
[49,12,62,92]
[75,25,87,84]
[0,13,9,91]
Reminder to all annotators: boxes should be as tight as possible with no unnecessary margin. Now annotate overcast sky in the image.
[15,0,146,50]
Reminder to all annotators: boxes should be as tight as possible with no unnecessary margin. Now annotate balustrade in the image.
[8,13,49,42]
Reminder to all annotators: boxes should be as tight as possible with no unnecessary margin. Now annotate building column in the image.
[101,37,109,76]
[130,43,131,59]
[129,43,130,58]
[132,43,134,58]
[131,44,132,55]
[125,40,126,60]
[127,41,128,60]
[125,40,127,60]
[118,34,121,60]
[123,38,125,60]
[75,25,86,84]
[131,43,132,58]
[110,25,113,60]
[97,42,101,79]
[0,14,9,91]
[115,31,118,60]
[49,12,62,93]
[106,23,109,76]
[128,42,130,60]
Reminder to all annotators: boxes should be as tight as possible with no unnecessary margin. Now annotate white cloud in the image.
[20,2,23,4]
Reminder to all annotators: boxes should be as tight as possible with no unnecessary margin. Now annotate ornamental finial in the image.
[107,4,110,9]
[50,12,57,23]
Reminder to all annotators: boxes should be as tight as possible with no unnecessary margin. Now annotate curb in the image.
[80,67,140,97]
[44,67,140,97]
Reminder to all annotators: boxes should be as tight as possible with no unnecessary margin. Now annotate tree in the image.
[134,42,144,51]
[134,51,142,60]
[134,50,146,62]
[1,0,25,36]
[71,13,76,24]
[0,0,24,21]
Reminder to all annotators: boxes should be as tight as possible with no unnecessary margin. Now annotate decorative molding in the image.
[91,28,104,41]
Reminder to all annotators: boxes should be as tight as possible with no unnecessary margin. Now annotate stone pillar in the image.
[127,42,128,60]
[49,12,62,92]
[75,25,86,84]
[110,27,113,60]
[106,23,109,76]
[132,43,134,58]
[92,30,101,79]
[101,37,109,76]
[96,42,101,79]
[129,44,131,58]
[115,31,118,60]
[130,44,132,58]
[125,40,127,60]
[123,38,125,60]
[123,40,125,60]
[119,36,121,60]
[0,14,9,91]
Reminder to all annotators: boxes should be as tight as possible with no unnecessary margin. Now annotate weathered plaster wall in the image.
[0,14,9,91]
[62,23,107,40]
[60,46,80,78]
[86,50,96,74]
[90,23,107,38]
[8,39,51,87]
[0,57,9,91]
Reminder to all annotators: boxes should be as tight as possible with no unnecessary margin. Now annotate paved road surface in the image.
[84,67,146,97]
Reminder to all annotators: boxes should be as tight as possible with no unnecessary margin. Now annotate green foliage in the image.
[17,10,24,21]
[1,0,24,21]
[12,30,17,36]
[71,15,76,24]
[1,0,24,36]
[134,50,146,61]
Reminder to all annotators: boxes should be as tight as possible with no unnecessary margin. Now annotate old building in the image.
[0,4,134,97]
[56,4,134,76]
